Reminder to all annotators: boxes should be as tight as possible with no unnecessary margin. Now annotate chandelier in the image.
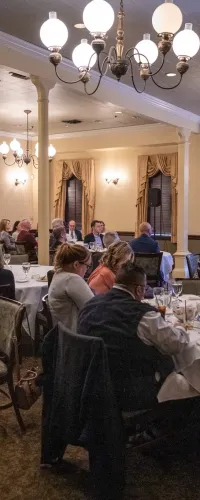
[40,0,200,95]
[0,110,56,168]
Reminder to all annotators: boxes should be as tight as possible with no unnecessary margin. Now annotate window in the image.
[148,172,171,236]
[65,175,82,230]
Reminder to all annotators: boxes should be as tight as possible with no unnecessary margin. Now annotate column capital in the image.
[177,127,191,144]
[30,75,55,99]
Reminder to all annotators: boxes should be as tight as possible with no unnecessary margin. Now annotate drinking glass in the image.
[163,290,173,309]
[90,243,96,252]
[22,262,31,279]
[172,281,183,300]
[153,287,164,306]
[4,254,11,266]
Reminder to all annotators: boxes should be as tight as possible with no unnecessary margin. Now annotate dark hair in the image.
[12,220,20,232]
[54,243,90,271]
[115,261,146,287]
[0,219,10,232]
[53,226,65,240]
[91,220,100,228]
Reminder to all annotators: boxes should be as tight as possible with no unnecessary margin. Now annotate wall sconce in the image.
[15,178,27,186]
[105,176,119,185]
[14,168,28,186]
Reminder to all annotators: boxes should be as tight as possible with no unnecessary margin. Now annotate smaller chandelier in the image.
[0,110,56,168]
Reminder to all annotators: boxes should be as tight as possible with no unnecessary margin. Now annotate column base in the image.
[173,251,190,279]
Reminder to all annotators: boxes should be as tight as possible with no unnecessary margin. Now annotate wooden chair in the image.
[186,254,200,279]
[133,252,163,287]
[0,297,26,431]
[15,241,26,255]
[34,294,53,354]
[47,269,54,288]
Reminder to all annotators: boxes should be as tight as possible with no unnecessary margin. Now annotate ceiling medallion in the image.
[40,0,200,95]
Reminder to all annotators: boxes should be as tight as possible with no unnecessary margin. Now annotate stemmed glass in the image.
[172,280,183,301]
[90,243,96,252]
[22,262,31,279]
[153,287,164,306]
[4,254,11,267]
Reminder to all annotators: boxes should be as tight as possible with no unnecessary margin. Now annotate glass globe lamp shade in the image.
[152,1,183,35]
[40,12,68,50]
[83,0,114,35]
[0,141,9,155]
[48,144,56,158]
[16,147,24,157]
[134,34,159,65]
[10,138,21,152]
[173,23,200,58]
[72,39,97,70]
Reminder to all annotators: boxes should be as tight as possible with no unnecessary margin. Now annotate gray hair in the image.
[103,231,118,249]
[52,218,64,229]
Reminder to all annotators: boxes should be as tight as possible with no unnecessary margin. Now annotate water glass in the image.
[4,253,11,266]
[153,287,164,306]
[163,290,173,309]
[22,262,31,279]
[172,280,183,300]
[90,243,97,252]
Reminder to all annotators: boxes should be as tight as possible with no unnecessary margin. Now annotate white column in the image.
[31,76,55,265]
[173,128,191,278]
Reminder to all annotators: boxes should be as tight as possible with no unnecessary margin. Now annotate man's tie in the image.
[71,231,74,239]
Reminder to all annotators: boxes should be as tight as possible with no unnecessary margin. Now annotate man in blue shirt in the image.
[84,220,104,248]
[130,222,160,253]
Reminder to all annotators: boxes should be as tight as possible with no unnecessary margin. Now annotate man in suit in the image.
[84,220,104,248]
[66,220,82,242]
[130,222,160,253]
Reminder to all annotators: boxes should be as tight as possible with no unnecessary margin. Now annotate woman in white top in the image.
[48,243,93,332]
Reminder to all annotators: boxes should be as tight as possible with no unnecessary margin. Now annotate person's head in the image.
[12,220,20,233]
[18,219,32,232]
[53,226,66,242]
[91,220,102,235]
[116,262,146,302]
[54,243,91,278]
[52,218,64,230]
[100,221,105,233]
[139,222,152,237]
[0,219,11,232]
[103,231,118,249]
[101,240,133,274]
[69,220,76,232]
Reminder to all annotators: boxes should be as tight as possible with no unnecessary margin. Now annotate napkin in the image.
[157,372,200,402]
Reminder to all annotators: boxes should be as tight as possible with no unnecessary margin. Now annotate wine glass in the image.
[4,254,11,267]
[153,287,164,306]
[172,281,183,301]
[90,243,96,252]
[22,262,31,279]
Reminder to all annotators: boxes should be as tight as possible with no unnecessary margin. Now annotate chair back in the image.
[47,269,54,288]
[186,254,199,279]
[49,250,55,266]
[15,241,26,255]
[10,254,29,264]
[0,284,14,299]
[0,297,25,358]
[42,294,53,331]
[134,252,163,285]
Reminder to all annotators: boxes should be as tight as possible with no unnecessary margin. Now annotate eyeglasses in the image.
[78,261,91,270]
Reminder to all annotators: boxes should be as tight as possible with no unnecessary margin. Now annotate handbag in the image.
[13,312,41,410]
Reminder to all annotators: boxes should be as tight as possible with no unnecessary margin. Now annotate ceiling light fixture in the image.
[0,110,56,168]
[40,0,200,95]
[166,72,176,77]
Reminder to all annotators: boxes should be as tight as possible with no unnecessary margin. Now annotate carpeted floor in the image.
[1,358,200,500]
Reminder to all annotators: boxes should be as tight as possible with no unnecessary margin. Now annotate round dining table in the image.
[12,264,53,338]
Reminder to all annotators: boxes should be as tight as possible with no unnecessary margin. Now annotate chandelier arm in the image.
[127,56,147,94]
[31,153,38,169]
[150,73,183,90]
[84,75,103,96]
[3,158,17,167]
[107,45,117,62]
[55,66,88,84]
[97,54,109,76]
[149,54,165,76]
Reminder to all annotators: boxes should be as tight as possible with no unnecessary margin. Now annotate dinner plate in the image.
[15,278,29,283]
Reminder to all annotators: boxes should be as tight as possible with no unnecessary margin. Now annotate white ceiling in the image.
[0,66,157,136]
[0,0,200,115]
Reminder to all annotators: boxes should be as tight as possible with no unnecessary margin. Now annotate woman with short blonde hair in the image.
[88,240,133,294]
[49,243,93,331]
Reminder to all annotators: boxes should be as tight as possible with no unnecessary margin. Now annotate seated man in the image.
[78,261,189,411]
[49,218,65,248]
[84,220,104,248]
[130,222,160,253]
[66,220,82,242]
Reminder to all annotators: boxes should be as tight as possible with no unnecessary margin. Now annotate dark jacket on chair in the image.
[84,232,104,246]
[130,233,160,253]
[0,268,15,299]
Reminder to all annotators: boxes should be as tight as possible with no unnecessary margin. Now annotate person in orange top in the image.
[88,240,133,294]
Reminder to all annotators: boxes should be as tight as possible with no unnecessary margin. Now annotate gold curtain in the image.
[136,153,178,242]
[54,158,95,236]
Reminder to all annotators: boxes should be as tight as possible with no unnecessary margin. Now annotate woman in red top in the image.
[88,240,133,294]
[17,219,38,262]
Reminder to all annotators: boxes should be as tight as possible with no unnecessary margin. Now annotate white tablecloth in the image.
[161,251,174,282]
[12,265,53,338]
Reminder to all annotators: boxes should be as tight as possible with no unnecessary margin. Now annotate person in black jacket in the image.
[84,220,104,248]
[66,220,82,242]
[0,249,15,299]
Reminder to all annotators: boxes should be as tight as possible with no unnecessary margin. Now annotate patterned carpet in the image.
[1,358,200,500]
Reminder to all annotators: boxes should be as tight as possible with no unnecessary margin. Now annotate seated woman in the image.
[50,226,66,250]
[0,249,15,299]
[48,243,93,332]
[88,240,132,294]
[12,220,20,241]
[0,219,16,251]
[103,231,119,249]
[17,219,38,262]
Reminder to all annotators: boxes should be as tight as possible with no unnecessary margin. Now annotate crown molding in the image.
[0,30,199,132]
[0,130,34,140]
[42,122,168,140]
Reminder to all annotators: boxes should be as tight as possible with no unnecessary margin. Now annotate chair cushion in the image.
[0,360,7,377]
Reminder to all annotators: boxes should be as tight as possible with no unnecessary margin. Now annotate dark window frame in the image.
[65,175,82,231]
[147,171,172,237]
